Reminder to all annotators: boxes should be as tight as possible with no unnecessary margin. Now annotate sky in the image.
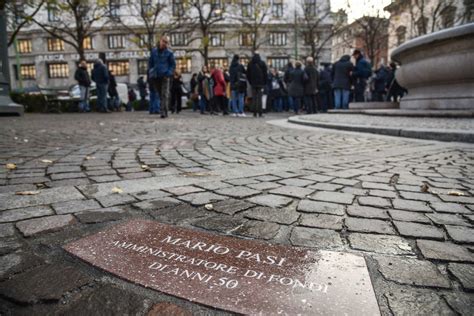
[330,0,393,22]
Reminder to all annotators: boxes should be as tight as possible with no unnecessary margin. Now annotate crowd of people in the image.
[74,35,406,117]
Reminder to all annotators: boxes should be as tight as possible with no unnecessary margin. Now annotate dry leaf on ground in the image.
[16,190,40,195]
[204,204,214,210]
[41,159,54,164]
[111,187,123,194]
[448,190,465,196]
[6,163,17,170]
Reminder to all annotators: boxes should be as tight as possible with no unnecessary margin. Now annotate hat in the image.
[352,49,362,56]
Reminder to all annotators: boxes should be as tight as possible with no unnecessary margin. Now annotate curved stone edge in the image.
[287,116,474,143]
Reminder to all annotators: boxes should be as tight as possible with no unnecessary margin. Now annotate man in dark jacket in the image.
[148,35,176,118]
[288,61,305,114]
[373,64,389,102]
[332,55,353,109]
[137,76,147,111]
[318,64,332,112]
[229,54,247,116]
[352,49,371,102]
[91,59,109,113]
[386,62,407,102]
[247,53,267,117]
[304,57,319,114]
[74,60,91,112]
[108,70,120,111]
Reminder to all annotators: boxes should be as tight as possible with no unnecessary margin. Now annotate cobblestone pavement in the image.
[0,112,473,315]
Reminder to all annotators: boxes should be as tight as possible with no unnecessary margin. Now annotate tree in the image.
[353,15,389,67]
[409,0,466,36]
[31,0,109,61]
[5,0,47,47]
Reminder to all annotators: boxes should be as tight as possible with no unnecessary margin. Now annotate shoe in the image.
[241,113,246,117]
[223,112,229,116]
[232,113,237,117]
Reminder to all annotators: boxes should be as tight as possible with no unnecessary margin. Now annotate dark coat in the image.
[229,58,246,92]
[74,66,91,87]
[319,67,332,91]
[108,71,118,97]
[288,67,305,98]
[304,64,319,95]
[353,55,372,80]
[137,77,147,97]
[374,66,389,93]
[247,54,267,88]
[332,55,353,90]
[91,62,109,85]
[171,75,183,96]
[190,76,198,94]
[268,73,283,98]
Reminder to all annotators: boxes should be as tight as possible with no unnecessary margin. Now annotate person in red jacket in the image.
[211,64,228,115]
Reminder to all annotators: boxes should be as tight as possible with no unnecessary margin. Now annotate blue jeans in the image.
[272,97,283,112]
[199,95,208,113]
[334,89,350,109]
[231,90,245,114]
[149,89,160,113]
[286,96,294,111]
[96,84,108,112]
[79,86,90,112]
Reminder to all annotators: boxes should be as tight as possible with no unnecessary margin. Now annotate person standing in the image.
[91,59,109,113]
[268,68,283,112]
[304,57,319,114]
[74,60,91,112]
[190,73,199,112]
[197,66,211,114]
[137,76,147,110]
[283,62,294,112]
[332,55,353,110]
[318,64,332,112]
[247,52,268,117]
[352,49,372,102]
[373,63,389,102]
[108,70,120,111]
[211,64,228,115]
[148,35,176,118]
[229,54,247,117]
[288,61,305,114]
[170,70,183,114]
[386,62,407,102]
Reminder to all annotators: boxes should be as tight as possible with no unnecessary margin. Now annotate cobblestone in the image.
[16,215,76,237]
[445,225,474,243]
[346,218,396,235]
[394,221,445,240]
[417,240,474,262]
[447,263,474,290]
[348,233,415,255]
[297,200,345,215]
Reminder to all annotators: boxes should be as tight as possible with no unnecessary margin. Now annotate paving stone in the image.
[346,217,396,235]
[392,199,432,212]
[396,184,422,192]
[195,181,232,190]
[133,198,180,211]
[278,178,314,187]
[438,194,474,204]
[0,239,22,256]
[132,189,171,201]
[91,175,122,182]
[224,178,259,186]
[376,256,451,288]
[215,186,261,198]
[426,213,470,226]
[178,192,227,206]
[162,186,205,196]
[269,186,314,199]
[388,210,431,224]
[50,172,86,180]
[447,263,474,291]
[307,183,343,191]
[361,182,393,191]
[368,190,398,199]
[16,215,76,237]
[0,264,92,304]
[358,196,391,208]
[297,200,345,215]
[96,193,137,207]
[331,178,359,186]
[301,174,335,182]
[385,287,456,316]
[253,175,280,182]
[47,165,81,173]
[348,233,415,255]
[52,199,101,215]
[193,215,246,233]
[347,205,389,219]
[0,223,15,238]
[310,191,354,205]
[62,285,149,315]
[430,202,471,214]
[233,220,280,240]
[417,240,474,262]
[247,194,293,208]
[246,181,281,190]
[0,184,37,194]
[147,302,192,316]
[0,252,44,280]
[149,204,208,224]
[443,293,474,316]
[394,221,444,240]
[76,206,127,224]
[86,169,117,176]
[340,187,368,195]
[210,199,255,215]
[0,206,54,223]
[399,191,441,202]
[289,226,343,249]
[121,172,152,180]
[300,214,343,230]
[445,225,474,243]
[243,207,299,225]
[8,176,50,185]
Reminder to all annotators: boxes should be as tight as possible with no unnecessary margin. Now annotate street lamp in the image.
[0,8,23,115]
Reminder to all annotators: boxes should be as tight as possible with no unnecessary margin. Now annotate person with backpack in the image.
[74,60,91,112]
[304,57,319,114]
[229,54,247,117]
[247,52,268,117]
[352,49,372,102]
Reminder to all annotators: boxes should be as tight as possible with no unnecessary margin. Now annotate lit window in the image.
[239,33,255,46]
[267,57,288,71]
[210,33,224,47]
[208,58,228,69]
[83,37,93,50]
[17,39,32,54]
[170,33,187,46]
[269,32,287,46]
[272,0,283,18]
[242,0,253,17]
[172,0,184,17]
[176,57,191,73]
[108,35,125,49]
[14,64,36,80]
[48,63,69,78]
[107,61,129,76]
[137,60,148,75]
[47,38,65,51]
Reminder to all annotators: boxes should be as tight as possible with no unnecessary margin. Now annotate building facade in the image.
[7,0,333,90]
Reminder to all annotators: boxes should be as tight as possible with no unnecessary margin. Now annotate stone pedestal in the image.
[349,102,399,110]
[391,24,474,110]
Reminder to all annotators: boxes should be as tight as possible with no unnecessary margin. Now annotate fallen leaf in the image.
[99,122,105,126]
[23,139,29,143]
[256,157,267,162]
[204,204,214,211]
[238,160,247,164]
[183,172,212,177]
[111,187,123,194]
[6,163,17,170]
[448,190,465,196]
[111,138,118,142]
[141,164,150,171]
[41,159,54,164]
[36,183,46,189]
[15,190,40,195]
[420,183,429,193]
[85,156,95,160]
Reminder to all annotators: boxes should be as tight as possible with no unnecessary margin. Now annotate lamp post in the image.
[0,7,23,115]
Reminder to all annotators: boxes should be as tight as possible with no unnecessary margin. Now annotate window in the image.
[396,26,406,45]
[416,16,428,35]
[48,63,69,78]
[83,37,93,50]
[176,57,191,73]
[137,60,148,75]
[303,31,316,45]
[108,35,125,49]
[267,57,288,71]
[210,0,223,16]
[304,0,317,17]
[14,3,25,24]
[172,0,184,17]
[272,0,283,18]
[208,58,228,70]
[17,39,32,54]
[170,33,187,46]
[136,34,151,48]
[107,61,129,76]
[242,0,253,17]
[141,0,153,13]
[47,38,64,51]
[109,0,121,18]
[441,6,457,28]
[13,64,36,80]
[47,5,60,22]
[239,32,255,46]
[210,33,224,47]
[270,32,287,46]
